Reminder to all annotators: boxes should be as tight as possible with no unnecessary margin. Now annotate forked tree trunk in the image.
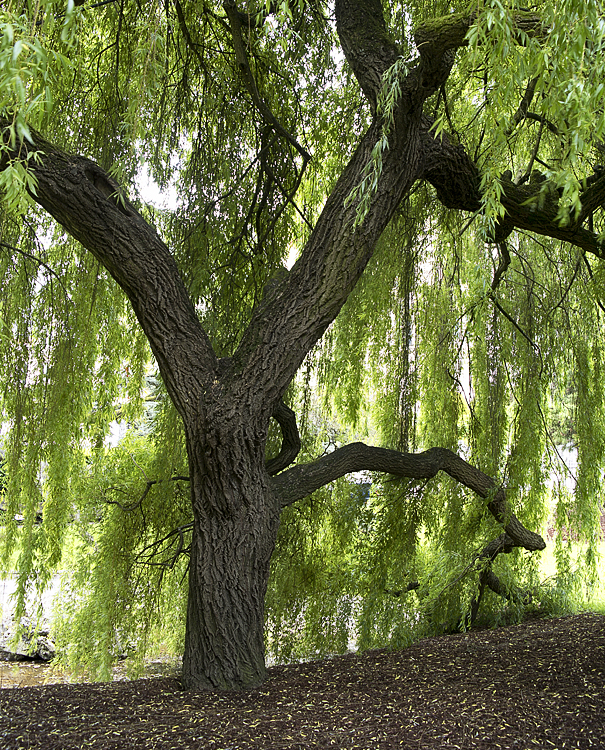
[181,414,281,691]
[0,0,563,694]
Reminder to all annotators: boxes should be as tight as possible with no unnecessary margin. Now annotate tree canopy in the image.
[0,0,604,689]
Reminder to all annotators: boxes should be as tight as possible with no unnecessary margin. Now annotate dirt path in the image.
[1,613,603,749]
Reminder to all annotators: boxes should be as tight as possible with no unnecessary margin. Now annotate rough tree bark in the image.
[3,0,605,690]
[182,407,281,690]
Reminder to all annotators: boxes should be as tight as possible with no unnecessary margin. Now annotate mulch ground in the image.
[1,613,604,749]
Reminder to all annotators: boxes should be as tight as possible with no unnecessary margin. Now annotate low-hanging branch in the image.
[421,533,514,617]
[135,521,194,570]
[386,532,534,629]
[466,534,534,628]
[272,443,546,552]
[104,474,190,513]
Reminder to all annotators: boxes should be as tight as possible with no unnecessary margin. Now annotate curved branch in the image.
[420,118,482,211]
[230,0,432,406]
[414,10,543,60]
[489,293,542,369]
[265,401,301,476]
[491,241,511,291]
[174,0,207,71]
[272,442,545,551]
[578,169,605,224]
[505,77,539,136]
[414,11,543,100]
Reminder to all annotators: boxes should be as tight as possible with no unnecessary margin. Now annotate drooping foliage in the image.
[0,0,604,676]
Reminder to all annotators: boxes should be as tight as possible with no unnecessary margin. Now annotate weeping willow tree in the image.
[1,0,605,690]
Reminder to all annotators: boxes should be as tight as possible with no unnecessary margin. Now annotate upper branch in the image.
[412,9,542,103]
[223,0,311,162]
[231,1,573,407]
[232,0,424,408]
[335,0,400,108]
[421,121,605,257]
[272,442,546,552]
[1,127,218,418]
[414,9,543,61]
[336,2,543,110]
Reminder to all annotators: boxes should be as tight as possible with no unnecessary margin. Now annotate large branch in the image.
[230,2,549,409]
[413,9,544,61]
[334,0,400,108]
[272,443,545,552]
[421,122,605,256]
[232,0,429,408]
[1,128,218,418]
[420,117,482,211]
[233,120,423,411]
[337,3,544,109]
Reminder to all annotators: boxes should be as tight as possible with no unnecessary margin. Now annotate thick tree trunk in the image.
[181,412,281,691]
